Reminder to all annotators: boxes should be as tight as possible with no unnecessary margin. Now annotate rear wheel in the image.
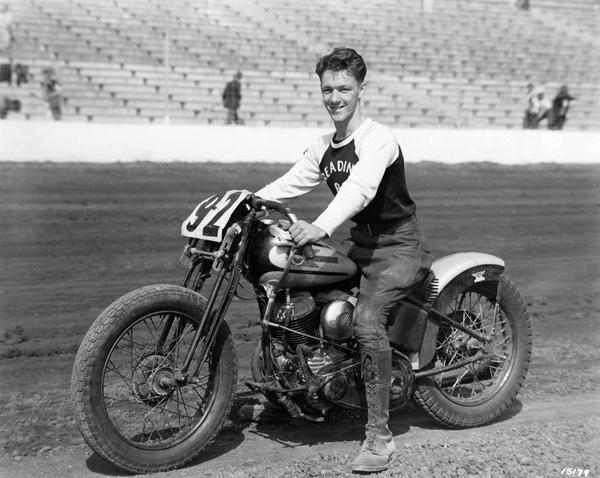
[71,284,237,473]
[413,273,531,427]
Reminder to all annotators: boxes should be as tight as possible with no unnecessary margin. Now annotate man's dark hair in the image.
[315,47,367,83]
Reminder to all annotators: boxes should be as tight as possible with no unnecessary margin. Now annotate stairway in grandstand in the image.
[0,0,598,129]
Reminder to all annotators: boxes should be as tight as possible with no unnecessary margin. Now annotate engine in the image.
[320,298,355,342]
[270,290,356,349]
[270,292,320,348]
[263,289,414,413]
[265,290,359,409]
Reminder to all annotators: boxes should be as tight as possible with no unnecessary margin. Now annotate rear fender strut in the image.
[404,296,490,344]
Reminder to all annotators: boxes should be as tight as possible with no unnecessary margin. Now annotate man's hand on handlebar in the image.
[289,220,327,247]
[250,196,325,252]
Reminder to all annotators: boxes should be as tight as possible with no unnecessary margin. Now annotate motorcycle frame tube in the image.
[263,319,357,354]
[258,283,283,379]
[257,247,300,379]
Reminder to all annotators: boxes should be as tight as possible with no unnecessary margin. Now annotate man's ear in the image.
[359,81,367,99]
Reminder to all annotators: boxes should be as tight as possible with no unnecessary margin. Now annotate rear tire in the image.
[413,273,531,428]
[71,284,237,473]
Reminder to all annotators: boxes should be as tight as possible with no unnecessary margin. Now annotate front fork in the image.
[163,224,249,387]
[156,252,213,355]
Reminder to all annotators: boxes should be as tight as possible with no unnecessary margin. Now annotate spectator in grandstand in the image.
[523,85,550,129]
[0,3,11,84]
[14,63,30,86]
[41,67,63,120]
[534,87,551,128]
[515,0,530,10]
[0,61,10,84]
[522,83,537,128]
[0,3,12,54]
[548,85,575,130]
[0,96,20,119]
[222,71,243,125]
[255,47,432,474]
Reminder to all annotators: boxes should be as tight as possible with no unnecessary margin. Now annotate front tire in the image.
[71,284,237,474]
[413,273,532,427]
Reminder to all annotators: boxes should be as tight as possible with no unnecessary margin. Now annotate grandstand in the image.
[1,0,598,129]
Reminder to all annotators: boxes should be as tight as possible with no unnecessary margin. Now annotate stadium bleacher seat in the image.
[2,0,598,129]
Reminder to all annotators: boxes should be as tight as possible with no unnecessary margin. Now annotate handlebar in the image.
[251,195,316,259]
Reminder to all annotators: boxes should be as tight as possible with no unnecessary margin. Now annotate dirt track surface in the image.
[1,161,599,477]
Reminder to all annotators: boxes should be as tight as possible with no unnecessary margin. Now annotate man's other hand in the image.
[289,220,327,247]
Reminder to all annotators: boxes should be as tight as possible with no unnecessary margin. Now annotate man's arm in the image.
[255,143,323,202]
[312,127,398,237]
[256,142,327,245]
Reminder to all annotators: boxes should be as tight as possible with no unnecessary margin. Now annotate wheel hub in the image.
[441,311,485,357]
[132,354,177,404]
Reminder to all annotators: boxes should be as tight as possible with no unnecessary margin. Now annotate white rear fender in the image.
[431,252,505,294]
[410,252,506,370]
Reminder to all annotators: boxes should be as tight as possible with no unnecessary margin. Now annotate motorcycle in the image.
[71,189,532,474]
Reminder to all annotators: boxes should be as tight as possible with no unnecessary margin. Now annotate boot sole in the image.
[351,453,396,473]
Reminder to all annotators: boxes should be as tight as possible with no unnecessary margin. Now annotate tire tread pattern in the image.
[413,274,532,428]
[71,284,237,474]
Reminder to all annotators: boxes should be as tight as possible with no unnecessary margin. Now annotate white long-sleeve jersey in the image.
[255,118,415,237]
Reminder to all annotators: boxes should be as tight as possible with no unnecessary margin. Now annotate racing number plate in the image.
[181,189,251,241]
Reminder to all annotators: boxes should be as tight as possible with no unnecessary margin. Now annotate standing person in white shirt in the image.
[255,47,432,473]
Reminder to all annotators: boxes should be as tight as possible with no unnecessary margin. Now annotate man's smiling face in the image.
[320,69,365,125]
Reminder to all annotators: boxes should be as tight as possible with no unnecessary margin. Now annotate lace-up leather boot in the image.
[351,349,396,473]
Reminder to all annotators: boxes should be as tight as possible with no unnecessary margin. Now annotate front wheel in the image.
[413,273,532,428]
[71,284,237,474]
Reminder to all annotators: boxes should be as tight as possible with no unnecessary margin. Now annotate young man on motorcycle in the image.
[255,47,432,473]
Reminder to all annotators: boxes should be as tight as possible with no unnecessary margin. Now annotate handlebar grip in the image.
[301,244,316,260]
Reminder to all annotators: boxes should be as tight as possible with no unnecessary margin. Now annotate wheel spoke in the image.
[434,284,515,402]
[105,358,138,397]
[172,391,202,414]
[101,311,219,449]
[448,367,469,394]
[143,318,160,344]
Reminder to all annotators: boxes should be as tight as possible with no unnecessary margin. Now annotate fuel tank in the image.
[245,221,358,289]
